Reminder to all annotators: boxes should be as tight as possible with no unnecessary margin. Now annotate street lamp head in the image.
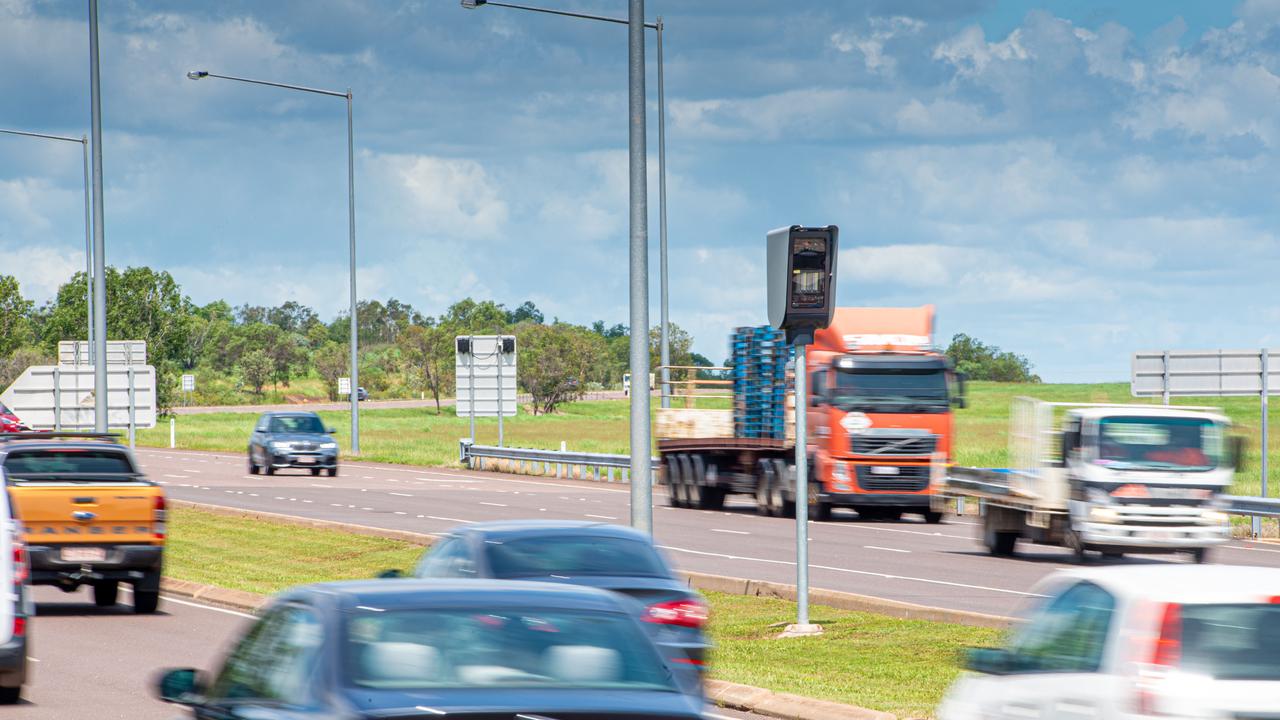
[186,70,209,80]
[461,0,487,8]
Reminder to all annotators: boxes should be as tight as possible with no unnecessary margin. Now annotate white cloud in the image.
[830,16,925,75]
[932,25,1030,76]
[1,246,82,303]
[366,152,509,238]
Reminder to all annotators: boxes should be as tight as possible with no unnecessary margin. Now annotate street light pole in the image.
[0,129,95,367]
[186,70,360,454]
[461,0,664,532]
[89,0,108,434]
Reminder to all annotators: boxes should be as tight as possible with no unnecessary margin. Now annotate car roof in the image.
[1069,406,1230,424]
[456,519,653,542]
[289,578,634,612]
[1040,564,1280,604]
[262,410,322,417]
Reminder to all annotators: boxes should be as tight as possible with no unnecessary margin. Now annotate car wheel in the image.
[0,686,20,704]
[94,581,119,608]
[923,511,944,524]
[133,586,160,614]
[326,466,338,478]
[265,463,275,476]
[310,467,321,476]
[247,453,259,475]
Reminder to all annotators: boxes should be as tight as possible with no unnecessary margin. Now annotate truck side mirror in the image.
[951,372,968,409]
[1056,429,1080,468]
[1230,436,1247,471]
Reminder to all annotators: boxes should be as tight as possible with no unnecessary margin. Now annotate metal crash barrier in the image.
[459,440,658,484]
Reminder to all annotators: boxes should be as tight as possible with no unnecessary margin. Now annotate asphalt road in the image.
[19,587,763,720]
[138,448,1280,618]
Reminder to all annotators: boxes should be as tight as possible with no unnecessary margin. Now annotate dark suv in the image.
[247,412,339,477]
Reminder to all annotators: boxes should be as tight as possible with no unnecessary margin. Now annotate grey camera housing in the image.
[766,225,839,345]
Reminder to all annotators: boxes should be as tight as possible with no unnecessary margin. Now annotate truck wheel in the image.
[700,463,726,511]
[94,581,119,608]
[814,500,833,522]
[923,511,944,525]
[0,686,20,704]
[983,513,1018,557]
[1065,527,1089,564]
[755,461,774,516]
[664,457,681,507]
[772,459,796,518]
[133,587,161,614]
[1190,548,1209,564]
[678,455,697,508]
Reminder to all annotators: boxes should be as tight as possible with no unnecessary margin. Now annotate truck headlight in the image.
[1089,506,1121,524]
[832,462,849,482]
[1201,511,1229,525]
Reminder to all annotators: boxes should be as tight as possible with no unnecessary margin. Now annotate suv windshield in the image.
[1179,603,1280,681]
[485,535,668,579]
[832,368,949,413]
[268,415,326,434]
[3,449,136,480]
[347,607,675,691]
[1095,416,1222,472]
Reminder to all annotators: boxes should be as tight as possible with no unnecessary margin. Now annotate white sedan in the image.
[938,564,1280,720]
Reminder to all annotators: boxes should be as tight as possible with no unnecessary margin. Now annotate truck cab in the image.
[807,306,964,522]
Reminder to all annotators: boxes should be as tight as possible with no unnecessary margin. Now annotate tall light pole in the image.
[186,70,361,454]
[0,129,94,365]
[88,0,108,433]
[461,0,663,532]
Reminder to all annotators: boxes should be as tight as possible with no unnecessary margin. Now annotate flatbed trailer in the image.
[657,437,803,517]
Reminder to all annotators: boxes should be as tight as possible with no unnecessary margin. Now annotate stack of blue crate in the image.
[730,326,789,439]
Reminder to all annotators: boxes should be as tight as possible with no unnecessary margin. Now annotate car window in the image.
[346,606,675,691]
[3,449,137,480]
[1006,581,1115,673]
[255,416,269,432]
[414,538,476,578]
[1179,603,1280,681]
[208,605,325,706]
[268,415,326,434]
[484,535,669,579]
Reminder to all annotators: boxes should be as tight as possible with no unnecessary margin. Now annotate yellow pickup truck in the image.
[0,433,165,613]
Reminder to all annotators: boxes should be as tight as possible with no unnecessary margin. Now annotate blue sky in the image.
[3,0,1280,382]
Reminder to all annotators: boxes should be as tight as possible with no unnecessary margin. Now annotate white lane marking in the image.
[479,502,507,507]
[26,657,38,663]
[311,484,332,488]
[812,520,971,541]
[428,515,473,524]
[1223,542,1280,555]
[865,545,911,554]
[711,529,750,535]
[164,474,188,479]
[585,514,617,520]
[122,586,256,620]
[656,544,1040,597]
[394,511,407,515]
[182,468,201,473]
[361,507,373,511]
[331,503,343,507]
[389,492,412,497]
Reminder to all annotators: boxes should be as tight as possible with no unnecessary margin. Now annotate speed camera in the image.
[766,225,839,345]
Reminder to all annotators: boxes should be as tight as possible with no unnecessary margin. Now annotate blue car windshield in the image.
[268,416,325,434]
[485,536,669,579]
[346,607,675,691]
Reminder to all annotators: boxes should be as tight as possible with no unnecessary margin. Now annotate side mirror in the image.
[1230,436,1247,471]
[156,668,205,705]
[377,569,403,579]
[963,647,1013,675]
[952,372,968,409]
[326,426,336,434]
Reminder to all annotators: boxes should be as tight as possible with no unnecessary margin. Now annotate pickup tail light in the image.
[12,541,26,585]
[645,599,709,629]
[153,495,167,541]
[11,530,26,639]
[11,617,24,638]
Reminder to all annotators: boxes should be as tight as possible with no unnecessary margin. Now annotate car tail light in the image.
[11,617,24,638]
[1135,603,1182,715]
[153,495,167,541]
[12,540,26,585]
[645,599,709,629]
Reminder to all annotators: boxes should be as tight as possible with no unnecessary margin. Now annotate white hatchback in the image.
[938,564,1280,720]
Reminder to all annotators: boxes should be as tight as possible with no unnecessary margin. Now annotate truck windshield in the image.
[1095,416,1222,472]
[832,369,949,413]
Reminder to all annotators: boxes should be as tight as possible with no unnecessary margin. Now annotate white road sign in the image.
[338,377,351,396]
[0,365,158,430]
[181,374,196,392]
[456,335,517,418]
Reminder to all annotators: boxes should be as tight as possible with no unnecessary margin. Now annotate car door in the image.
[199,604,327,719]
[964,581,1118,720]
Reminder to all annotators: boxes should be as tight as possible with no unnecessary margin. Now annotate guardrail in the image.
[1223,495,1280,518]
[459,440,657,483]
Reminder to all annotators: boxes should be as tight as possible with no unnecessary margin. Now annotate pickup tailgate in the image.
[3,447,161,545]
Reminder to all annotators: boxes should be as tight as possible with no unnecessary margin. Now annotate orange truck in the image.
[657,305,965,522]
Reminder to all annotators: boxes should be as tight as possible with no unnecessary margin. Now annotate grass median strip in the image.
[167,506,999,718]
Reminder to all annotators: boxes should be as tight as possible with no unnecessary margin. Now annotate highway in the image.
[137,448,1280,618]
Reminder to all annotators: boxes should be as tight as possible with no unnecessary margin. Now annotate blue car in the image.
[247,411,339,477]
[156,579,706,719]
[396,521,711,674]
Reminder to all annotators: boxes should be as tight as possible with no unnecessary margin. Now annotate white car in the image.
[0,466,30,703]
[938,564,1280,720]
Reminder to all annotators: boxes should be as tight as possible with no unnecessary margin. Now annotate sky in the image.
[2,0,1279,382]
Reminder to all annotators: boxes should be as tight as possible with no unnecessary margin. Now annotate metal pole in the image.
[127,367,135,449]
[53,368,61,432]
[1162,350,1171,406]
[88,0,108,434]
[628,0,652,534]
[468,335,476,442]
[795,343,810,626]
[657,17,670,410]
[497,344,505,447]
[170,415,175,449]
[81,137,93,365]
[346,91,360,456]
[1260,349,1270,537]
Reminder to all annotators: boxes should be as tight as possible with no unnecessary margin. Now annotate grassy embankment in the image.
[141,382,1278,496]
[169,506,998,719]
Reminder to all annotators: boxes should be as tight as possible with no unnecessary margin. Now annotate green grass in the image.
[141,382,1280,496]
[167,507,997,718]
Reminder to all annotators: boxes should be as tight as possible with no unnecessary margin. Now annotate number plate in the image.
[870,466,900,476]
[295,456,316,464]
[61,547,106,562]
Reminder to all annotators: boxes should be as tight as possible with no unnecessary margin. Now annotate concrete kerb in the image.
[158,576,901,720]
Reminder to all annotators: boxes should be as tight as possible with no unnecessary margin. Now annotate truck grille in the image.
[849,434,938,456]
[855,465,930,492]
